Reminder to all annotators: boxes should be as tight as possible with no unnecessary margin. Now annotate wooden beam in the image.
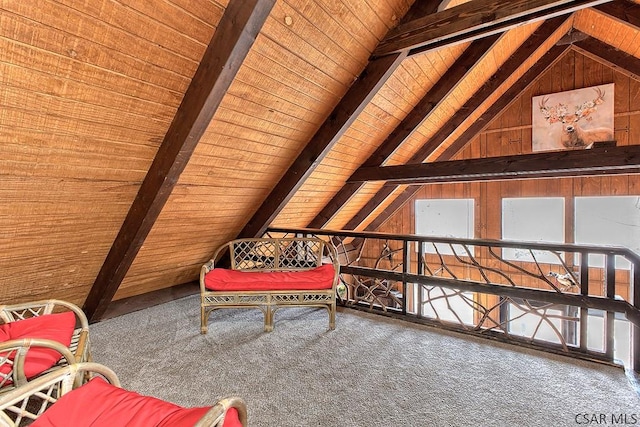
[362,185,423,233]
[340,17,568,232]
[399,1,442,24]
[360,42,571,234]
[413,18,569,162]
[369,35,503,169]
[438,40,638,160]
[82,0,276,322]
[572,35,640,81]
[594,0,640,28]
[374,0,612,57]
[438,50,569,160]
[359,43,571,235]
[237,1,463,238]
[235,54,406,239]
[306,35,501,228]
[349,143,639,184]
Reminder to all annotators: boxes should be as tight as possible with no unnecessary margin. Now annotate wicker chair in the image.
[0,362,247,426]
[0,299,91,394]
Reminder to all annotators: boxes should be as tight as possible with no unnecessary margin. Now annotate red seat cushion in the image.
[32,377,242,427]
[204,264,335,292]
[0,312,76,381]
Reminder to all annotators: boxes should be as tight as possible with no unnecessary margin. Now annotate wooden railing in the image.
[267,227,640,373]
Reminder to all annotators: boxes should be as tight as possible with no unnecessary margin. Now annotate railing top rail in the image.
[267,227,640,262]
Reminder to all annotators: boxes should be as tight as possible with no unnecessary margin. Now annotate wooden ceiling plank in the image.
[347,19,570,234]
[410,16,569,163]
[594,0,640,28]
[363,44,571,234]
[349,144,639,184]
[307,35,501,229]
[235,0,461,239]
[236,52,407,239]
[374,0,613,57]
[82,0,276,322]
[572,36,640,81]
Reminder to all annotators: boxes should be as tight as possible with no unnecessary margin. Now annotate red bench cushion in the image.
[32,377,242,427]
[0,312,76,382]
[204,264,335,292]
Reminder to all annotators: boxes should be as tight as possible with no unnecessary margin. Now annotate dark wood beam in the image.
[340,17,568,233]
[235,52,406,239]
[360,42,571,234]
[594,0,640,28]
[349,143,639,184]
[237,1,491,238]
[437,39,639,161]
[412,17,569,163]
[362,185,423,233]
[82,0,275,322]
[368,34,503,168]
[437,48,569,160]
[572,36,640,81]
[374,0,612,57]
[398,1,442,24]
[306,35,501,228]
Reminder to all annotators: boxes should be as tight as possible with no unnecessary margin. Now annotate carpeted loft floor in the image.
[91,295,639,427]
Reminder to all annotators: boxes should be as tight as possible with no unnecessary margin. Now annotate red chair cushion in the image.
[204,264,335,292]
[32,377,242,427]
[0,312,76,381]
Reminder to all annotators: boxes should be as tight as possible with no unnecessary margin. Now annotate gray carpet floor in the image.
[91,295,639,426]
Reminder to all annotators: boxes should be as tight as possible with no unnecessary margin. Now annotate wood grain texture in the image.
[236,51,407,239]
[116,0,410,300]
[3,0,640,309]
[338,18,568,232]
[374,0,611,56]
[0,0,223,307]
[305,36,500,229]
[83,0,276,320]
[349,144,637,184]
[364,47,640,292]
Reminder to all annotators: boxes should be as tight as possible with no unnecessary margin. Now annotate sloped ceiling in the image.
[1,0,639,320]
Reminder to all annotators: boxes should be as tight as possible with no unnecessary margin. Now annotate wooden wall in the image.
[371,50,640,297]
[2,2,637,310]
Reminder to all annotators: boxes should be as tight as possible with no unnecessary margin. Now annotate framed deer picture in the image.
[532,83,614,152]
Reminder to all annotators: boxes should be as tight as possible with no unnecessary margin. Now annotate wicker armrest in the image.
[0,299,92,393]
[0,362,119,426]
[0,362,247,427]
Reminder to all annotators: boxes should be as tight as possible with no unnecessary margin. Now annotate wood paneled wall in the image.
[2,2,637,309]
[378,50,640,236]
[371,50,640,296]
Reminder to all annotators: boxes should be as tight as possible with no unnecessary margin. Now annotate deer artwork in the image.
[538,87,614,149]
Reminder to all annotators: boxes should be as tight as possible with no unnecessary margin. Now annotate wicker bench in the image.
[200,237,339,333]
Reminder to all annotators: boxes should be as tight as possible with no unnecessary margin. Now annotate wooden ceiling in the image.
[1,0,639,321]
